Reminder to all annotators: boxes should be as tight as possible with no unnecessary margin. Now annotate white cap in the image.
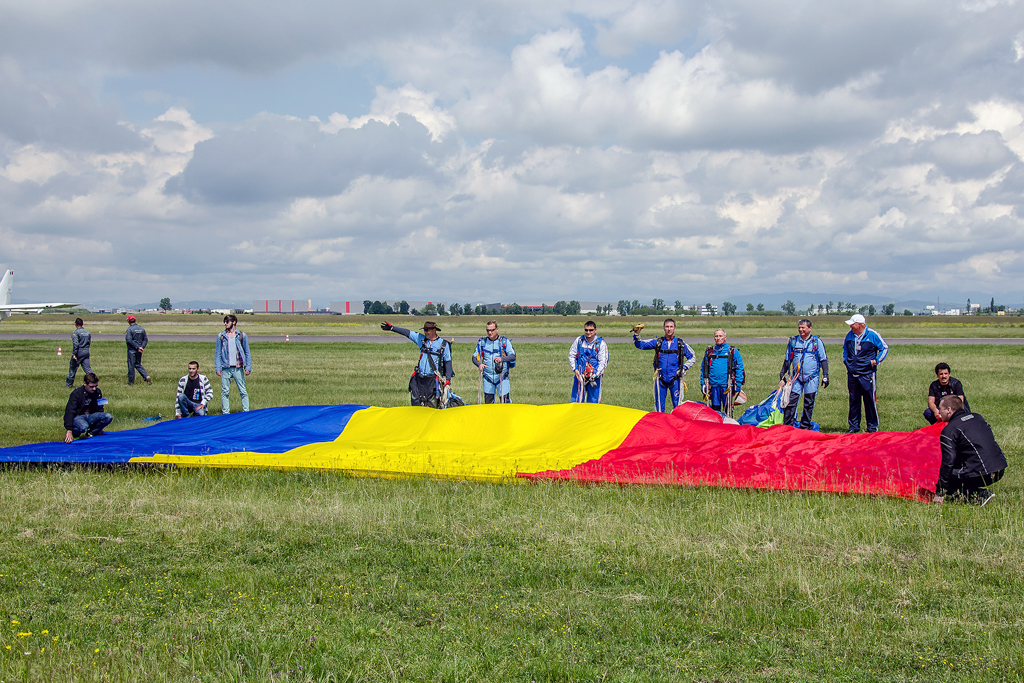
[845,313,866,325]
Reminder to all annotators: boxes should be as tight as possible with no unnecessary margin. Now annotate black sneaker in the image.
[65,384,74,389]
[975,490,995,507]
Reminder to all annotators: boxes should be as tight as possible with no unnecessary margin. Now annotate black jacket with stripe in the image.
[937,409,1008,493]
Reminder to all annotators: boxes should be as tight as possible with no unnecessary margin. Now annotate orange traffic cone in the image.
[57,346,62,356]
[286,334,290,342]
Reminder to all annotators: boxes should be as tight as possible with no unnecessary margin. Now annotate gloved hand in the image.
[380,321,393,331]
[631,323,645,335]
[675,369,683,381]
[822,376,829,388]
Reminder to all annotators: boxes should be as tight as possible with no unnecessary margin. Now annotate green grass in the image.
[5,312,1024,338]
[1,340,1022,681]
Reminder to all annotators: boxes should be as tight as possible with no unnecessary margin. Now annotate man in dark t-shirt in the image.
[925,362,968,424]
[175,361,213,417]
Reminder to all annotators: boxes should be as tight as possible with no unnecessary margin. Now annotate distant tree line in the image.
[361,300,583,316]
[359,296,1018,318]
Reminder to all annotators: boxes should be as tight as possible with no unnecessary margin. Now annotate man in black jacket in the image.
[64,373,113,443]
[934,395,1007,506]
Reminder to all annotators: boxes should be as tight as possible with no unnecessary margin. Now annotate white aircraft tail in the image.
[1,269,11,306]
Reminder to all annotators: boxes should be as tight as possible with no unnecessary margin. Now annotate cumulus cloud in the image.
[315,85,456,141]
[455,29,886,150]
[1,0,1023,304]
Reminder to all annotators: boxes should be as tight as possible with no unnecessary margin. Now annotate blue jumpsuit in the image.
[780,335,829,429]
[633,335,696,412]
[568,335,608,403]
[473,336,516,402]
[700,343,745,412]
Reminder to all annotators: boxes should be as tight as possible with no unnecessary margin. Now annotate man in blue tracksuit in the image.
[124,315,151,385]
[700,328,745,416]
[779,319,829,429]
[66,317,92,388]
[568,321,608,403]
[472,320,516,403]
[633,318,695,412]
[382,320,453,407]
[842,314,889,433]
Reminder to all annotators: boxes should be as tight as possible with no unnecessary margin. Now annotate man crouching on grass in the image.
[64,372,112,443]
[175,361,213,418]
[933,395,1007,506]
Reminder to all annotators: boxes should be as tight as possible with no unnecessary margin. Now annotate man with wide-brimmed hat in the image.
[381,320,453,407]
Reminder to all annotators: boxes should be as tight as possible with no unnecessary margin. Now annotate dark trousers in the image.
[127,349,149,384]
[66,354,92,386]
[944,470,1004,497]
[783,391,817,428]
[483,393,511,404]
[847,373,878,432]
[409,373,439,407]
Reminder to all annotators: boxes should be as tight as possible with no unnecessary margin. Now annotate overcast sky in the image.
[2,0,1023,306]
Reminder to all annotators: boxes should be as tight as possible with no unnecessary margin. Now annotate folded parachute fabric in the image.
[0,402,944,500]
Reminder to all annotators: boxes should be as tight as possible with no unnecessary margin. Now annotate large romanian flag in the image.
[0,403,944,501]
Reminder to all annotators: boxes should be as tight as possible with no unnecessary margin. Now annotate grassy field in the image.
[4,312,1024,338]
[1,339,1022,681]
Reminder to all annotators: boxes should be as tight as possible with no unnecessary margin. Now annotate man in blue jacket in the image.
[633,319,695,412]
[124,315,151,385]
[842,314,888,433]
[215,314,252,414]
[700,328,745,416]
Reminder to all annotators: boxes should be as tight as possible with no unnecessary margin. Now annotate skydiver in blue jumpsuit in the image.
[568,321,608,403]
[472,320,516,403]
[779,318,829,429]
[700,328,745,416]
[633,318,696,412]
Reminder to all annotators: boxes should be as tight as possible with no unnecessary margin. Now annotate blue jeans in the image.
[177,394,207,417]
[72,412,112,437]
[220,367,249,414]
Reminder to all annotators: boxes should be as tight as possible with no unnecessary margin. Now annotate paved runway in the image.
[3,333,1023,345]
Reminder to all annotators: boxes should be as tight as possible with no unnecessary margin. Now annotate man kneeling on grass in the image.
[933,395,1007,506]
[64,372,112,443]
[175,361,213,418]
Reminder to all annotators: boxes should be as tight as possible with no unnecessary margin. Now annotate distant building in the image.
[253,300,312,313]
[328,301,359,314]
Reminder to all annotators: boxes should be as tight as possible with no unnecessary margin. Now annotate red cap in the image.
[127,315,136,322]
